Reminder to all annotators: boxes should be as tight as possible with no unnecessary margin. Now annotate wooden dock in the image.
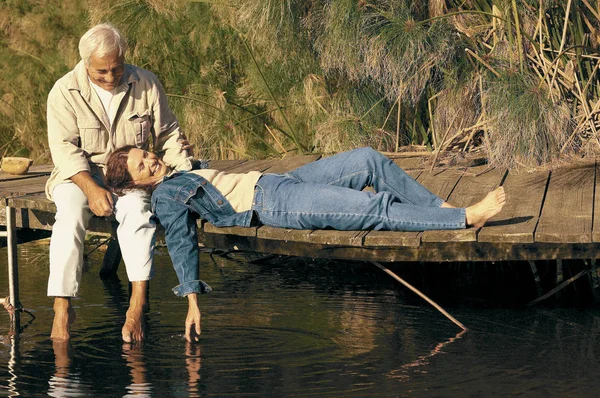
[2,152,600,323]
[1,154,599,264]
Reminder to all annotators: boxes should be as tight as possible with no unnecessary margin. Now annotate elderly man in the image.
[46,23,193,342]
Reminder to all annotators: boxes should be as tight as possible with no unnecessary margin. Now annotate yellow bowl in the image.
[1,157,34,175]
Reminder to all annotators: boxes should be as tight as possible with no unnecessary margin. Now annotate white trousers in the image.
[47,182,156,297]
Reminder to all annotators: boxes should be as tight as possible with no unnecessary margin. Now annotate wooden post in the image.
[528,260,544,297]
[5,204,21,334]
[6,205,20,310]
[99,236,122,280]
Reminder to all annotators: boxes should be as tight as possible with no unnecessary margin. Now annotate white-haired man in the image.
[46,23,193,342]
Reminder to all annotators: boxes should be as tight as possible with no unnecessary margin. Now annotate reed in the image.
[0,0,597,166]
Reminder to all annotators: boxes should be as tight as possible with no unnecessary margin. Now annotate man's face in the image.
[126,148,168,185]
[86,52,125,91]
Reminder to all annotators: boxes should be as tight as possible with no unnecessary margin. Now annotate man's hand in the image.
[70,171,114,217]
[185,293,201,342]
[85,184,114,216]
[180,138,194,157]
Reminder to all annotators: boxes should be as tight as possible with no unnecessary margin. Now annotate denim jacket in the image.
[152,171,255,296]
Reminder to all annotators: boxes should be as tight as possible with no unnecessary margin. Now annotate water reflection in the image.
[3,244,600,396]
[4,335,18,397]
[388,329,467,382]
[185,343,202,398]
[48,341,82,397]
[122,343,152,397]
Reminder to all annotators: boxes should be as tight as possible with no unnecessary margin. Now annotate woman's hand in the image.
[185,293,201,342]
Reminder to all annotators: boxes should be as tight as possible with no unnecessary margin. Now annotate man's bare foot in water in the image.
[465,187,506,228]
[122,306,146,343]
[51,297,76,341]
[122,281,148,343]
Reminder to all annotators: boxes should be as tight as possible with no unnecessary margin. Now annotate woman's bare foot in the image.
[51,297,76,341]
[465,187,506,228]
[441,202,456,208]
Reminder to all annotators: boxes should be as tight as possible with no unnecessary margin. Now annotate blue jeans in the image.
[251,147,466,231]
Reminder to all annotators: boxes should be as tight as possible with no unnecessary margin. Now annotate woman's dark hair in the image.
[106,145,137,196]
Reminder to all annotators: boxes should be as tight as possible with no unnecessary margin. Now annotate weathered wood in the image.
[203,223,258,237]
[422,166,507,243]
[203,232,600,262]
[0,156,599,265]
[363,230,421,247]
[393,156,427,170]
[257,226,314,242]
[478,169,549,243]
[536,163,595,243]
[593,162,600,242]
[0,165,52,181]
[0,177,48,199]
[224,159,279,173]
[8,194,55,212]
[263,155,321,173]
[308,230,369,246]
[208,159,246,171]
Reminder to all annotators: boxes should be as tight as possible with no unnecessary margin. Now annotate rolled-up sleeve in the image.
[47,84,90,179]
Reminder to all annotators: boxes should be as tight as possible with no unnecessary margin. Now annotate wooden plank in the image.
[363,230,421,247]
[478,169,549,243]
[203,222,258,237]
[207,159,246,171]
[262,155,321,174]
[422,166,506,243]
[393,156,427,170]
[0,176,49,199]
[418,168,465,198]
[0,165,53,181]
[593,162,600,242]
[203,232,600,262]
[308,230,369,246]
[225,159,278,173]
[257,226,315,242]
[536,163,595,243]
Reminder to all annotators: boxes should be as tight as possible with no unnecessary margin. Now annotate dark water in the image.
[1,241,600,397]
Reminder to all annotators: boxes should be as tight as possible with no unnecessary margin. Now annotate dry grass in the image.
[0,0,598,166]
[484,72,572,168]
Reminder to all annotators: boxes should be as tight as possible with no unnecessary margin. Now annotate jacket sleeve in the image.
[146,72,193,171]
[154,196,211,296]
[47,83,90,179]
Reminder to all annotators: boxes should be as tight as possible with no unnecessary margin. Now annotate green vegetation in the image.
[1,0,598,167]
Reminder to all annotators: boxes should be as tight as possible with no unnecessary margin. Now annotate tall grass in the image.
[0,0,598,167]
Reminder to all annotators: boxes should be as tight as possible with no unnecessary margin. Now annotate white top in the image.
[89,79,118,128]
[190,169,262,212]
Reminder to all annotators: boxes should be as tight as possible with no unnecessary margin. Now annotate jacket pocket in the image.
[78,118,107,154]
[127,110,152,147]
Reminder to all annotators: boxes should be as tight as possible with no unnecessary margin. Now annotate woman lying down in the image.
[106,146,506,341]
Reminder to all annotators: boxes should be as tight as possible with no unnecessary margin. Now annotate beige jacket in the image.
[45,60,192,200]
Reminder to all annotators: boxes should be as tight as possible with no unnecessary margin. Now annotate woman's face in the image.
[126,148,168,185]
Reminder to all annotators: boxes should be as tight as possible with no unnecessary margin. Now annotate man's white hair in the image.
[79,23,128,64]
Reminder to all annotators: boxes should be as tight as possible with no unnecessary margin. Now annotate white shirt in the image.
[89,78,118,128]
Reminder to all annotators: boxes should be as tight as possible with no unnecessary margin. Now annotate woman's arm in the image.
[154,197,210,338]
[155,198,202,295]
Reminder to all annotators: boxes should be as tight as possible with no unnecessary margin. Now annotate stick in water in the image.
[371,261,468,331]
